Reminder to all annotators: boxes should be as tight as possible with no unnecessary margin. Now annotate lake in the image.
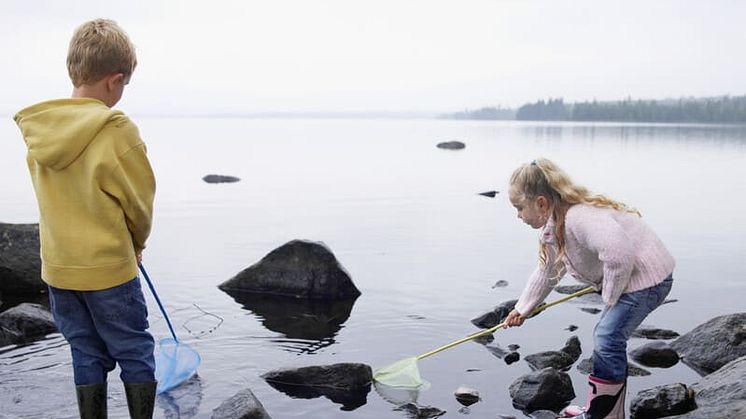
[1,117,745,418]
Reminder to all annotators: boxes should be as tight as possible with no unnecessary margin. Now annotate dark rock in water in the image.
[561,336,582,361]
[0,223,45,296]
[222,291,356,344]
[525,336,582,371]
[485,344,508,359]
[473,334,494,345]
[580,307,602,315]
[505,352,520,365]
[576,357,651,377]
[394,403,446,418]
[629,383,695,419]
[529,410,559,419]
[219,240,361,299]
[629,341,680,368]
[525,350,575,371]
[262,363,372,411]
[670,312,746,376]
[471,299,517,329]
[478,191,499,198]
[211,388,272,419]
[509,367,575,413]
[491,279,509,288]
[0,303,57,346]
[565,325,579,332]
[632,326,680,340]
[508,344,520,351]
[454,386,480,406]
[436,141,465,150]
[202,174,240,183]
[497,415,517,419]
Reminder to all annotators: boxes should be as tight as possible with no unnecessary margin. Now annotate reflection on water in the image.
[157,374,203,419]
[223,290,357,353]
[264,378,371,411]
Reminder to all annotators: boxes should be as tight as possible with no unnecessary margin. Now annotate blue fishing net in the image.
[155,337,201,394]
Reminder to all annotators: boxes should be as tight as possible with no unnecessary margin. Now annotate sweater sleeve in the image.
[567,208,635,306]
[102,144,156,254]
[514,243,566,316]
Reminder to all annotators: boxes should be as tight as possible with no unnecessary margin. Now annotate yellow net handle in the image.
[416,286,596,360]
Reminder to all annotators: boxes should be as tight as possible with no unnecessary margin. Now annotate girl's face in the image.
[509,186,550,229]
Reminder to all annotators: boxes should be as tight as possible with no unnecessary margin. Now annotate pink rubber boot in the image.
[561,375,626,418]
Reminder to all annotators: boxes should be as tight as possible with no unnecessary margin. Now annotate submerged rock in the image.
[262,363,372,411]
[0,303,56,346]
[509,367,575,413]
[219,240,361,299]
[629,383,695,419]
[436,141,465,150]
[670,312,746,375]
[202,174,240,183]
[0,223,44,296]
[632,326,680,340]
[211,388,272,419]
[576,357,651,377]
[629,341,680,368]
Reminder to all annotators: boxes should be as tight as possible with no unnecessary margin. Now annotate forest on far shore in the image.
[441,95,746,123]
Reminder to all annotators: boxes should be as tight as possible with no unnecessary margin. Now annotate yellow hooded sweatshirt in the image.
[14,98,155,291]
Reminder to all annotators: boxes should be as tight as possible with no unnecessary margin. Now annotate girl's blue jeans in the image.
[592,274,673,382]
[48,277,156,386]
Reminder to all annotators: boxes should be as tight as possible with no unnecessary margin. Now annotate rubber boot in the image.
[561,375,626,418]
[76,383,108,419]
[124,381,157,419]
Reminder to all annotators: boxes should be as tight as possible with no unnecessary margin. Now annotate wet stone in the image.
[505,352,520,365]
[454,386,480,406]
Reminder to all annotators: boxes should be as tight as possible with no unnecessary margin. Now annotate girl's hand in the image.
[505,309,525,327]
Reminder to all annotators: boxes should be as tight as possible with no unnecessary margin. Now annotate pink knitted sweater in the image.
[514,204,675,315]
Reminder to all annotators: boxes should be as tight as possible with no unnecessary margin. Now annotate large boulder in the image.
[262,363,372,411]
[509,367,575,413]
[631,355,746,419]
[471,299,517,329]
[219,240,361,299]
[0,223,45,295]
[670,313,746,375]
[211,388,272,419]
[525,336,582,371]
[0,303,57,346]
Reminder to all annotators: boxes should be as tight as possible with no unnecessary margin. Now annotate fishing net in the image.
[372,357,429,389]
[155,337,201,394]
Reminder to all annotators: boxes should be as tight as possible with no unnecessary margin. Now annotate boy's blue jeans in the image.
[592,275,673,382]
[48,277,156,386]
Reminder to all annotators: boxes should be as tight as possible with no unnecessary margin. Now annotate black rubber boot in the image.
[76,383,108,419]
[124,381,157,419]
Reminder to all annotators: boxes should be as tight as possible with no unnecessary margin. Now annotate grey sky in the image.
[2,0,745,114]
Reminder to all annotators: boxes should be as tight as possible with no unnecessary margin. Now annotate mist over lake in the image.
[1,117,745,418]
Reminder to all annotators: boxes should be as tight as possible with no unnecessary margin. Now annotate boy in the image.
[14,19,157,419]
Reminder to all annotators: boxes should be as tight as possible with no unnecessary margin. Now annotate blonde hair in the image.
[509,158,640,271]
[67,19,137,87]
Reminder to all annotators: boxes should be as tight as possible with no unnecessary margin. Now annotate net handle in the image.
[139,263,179,343]
[416,286,596,360]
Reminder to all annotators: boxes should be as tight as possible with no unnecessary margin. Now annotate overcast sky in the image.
[2,0,745,114]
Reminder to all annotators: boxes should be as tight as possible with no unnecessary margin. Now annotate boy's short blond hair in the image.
[67,19,137,87]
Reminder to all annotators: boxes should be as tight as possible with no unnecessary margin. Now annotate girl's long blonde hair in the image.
[509,158,640,271]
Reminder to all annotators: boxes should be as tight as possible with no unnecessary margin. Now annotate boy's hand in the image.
[136,253,142,264]
[505,309,525,327]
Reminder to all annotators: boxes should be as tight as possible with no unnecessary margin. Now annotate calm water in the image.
[1,117,745,418]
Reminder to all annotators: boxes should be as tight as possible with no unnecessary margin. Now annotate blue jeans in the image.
[592,275,673,382]
[48,277,155,385]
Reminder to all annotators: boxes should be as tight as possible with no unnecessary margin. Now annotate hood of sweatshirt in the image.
[14,98,124,170]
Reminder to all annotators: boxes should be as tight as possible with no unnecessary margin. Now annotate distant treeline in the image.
[440,106,515,120]
[441,95,746,123]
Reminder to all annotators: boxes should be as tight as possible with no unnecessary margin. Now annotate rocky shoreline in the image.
[2,222,744,418]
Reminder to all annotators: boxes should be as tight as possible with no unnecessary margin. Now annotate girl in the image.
[504,158,674,419]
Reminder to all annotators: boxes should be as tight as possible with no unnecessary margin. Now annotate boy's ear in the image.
[105,73,125,90]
